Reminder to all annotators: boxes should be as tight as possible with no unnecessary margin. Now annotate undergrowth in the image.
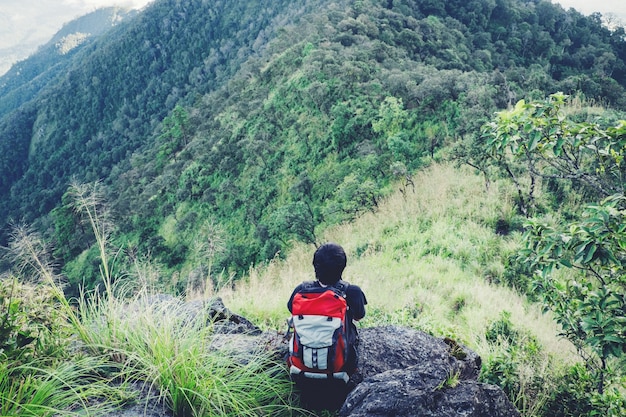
[2,165,624,416]
[0,182,306,417]
[219,163,625,417]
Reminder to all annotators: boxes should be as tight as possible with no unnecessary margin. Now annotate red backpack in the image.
[287,280,351,382]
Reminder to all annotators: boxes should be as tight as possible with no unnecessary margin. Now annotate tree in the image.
[483,93,626,394]
[372,96,414,163]
[156,105,191,167]
[51,191,86,263]
[324,173,381,223]
[267,202,317,246]
[483,92,626,215]
[522,196,626,394]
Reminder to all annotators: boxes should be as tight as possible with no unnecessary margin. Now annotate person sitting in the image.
[287,242,368,411]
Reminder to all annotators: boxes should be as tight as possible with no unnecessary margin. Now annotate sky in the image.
[556,0,626,20]
[0,0,625,76]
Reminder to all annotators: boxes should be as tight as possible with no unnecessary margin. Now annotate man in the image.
[287,242,368,410]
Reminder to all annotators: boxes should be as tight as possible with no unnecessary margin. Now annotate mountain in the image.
[0,7,137,119]
[0,0,625,293]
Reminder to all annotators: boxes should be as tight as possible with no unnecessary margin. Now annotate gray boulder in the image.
[185,296,262,335]
[351,326,481,383]
[127,294,262,335]
[339,325,520,417]
[106,299,519,417]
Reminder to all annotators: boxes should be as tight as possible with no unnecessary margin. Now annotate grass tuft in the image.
[77,290,299,417]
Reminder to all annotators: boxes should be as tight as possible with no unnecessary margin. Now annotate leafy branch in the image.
[483,94,626,394]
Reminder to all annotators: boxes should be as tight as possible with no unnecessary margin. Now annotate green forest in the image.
[1,0,626,288]
[1,0,625,415]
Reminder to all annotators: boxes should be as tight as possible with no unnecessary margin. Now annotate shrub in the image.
[485,311,519,345]
[480,311,555,416]
[542,363,626,417]
[0,277,69,363]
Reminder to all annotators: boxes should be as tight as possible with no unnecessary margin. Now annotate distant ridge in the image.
[0,7,137,117]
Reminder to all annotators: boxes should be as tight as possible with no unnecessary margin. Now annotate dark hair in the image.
[312,242,347,285]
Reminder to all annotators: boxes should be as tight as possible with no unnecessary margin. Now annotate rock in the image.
[339,326,519,417]
[126,294,262,335]
[350,326,481,384]
[106,301,519,417]
[341,368,519,416]
[188,297,262,335]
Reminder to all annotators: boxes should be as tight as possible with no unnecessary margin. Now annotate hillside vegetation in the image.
[1,0,626,292]
[0,7,137,118]
[220,162,570,353]
[1,0,626,415]
[2,160,622,416]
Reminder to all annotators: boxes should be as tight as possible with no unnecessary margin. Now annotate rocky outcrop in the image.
[350,326,482,383]
[182,300,520,417]
[125,294,262,335]
[340,326,520,417]
[110,298,519,417]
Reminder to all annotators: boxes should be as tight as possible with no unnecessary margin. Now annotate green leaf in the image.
[583,243,597,263]
[553,137,565,156]
[528,129,542,151]
[559,258,572,268]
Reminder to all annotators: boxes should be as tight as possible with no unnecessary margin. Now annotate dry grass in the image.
[219,163,576,361]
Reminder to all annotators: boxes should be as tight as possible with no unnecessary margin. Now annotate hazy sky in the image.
[0,0,624,76]
[557,0,626,20]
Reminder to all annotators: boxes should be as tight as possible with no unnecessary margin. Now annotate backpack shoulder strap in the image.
[333,279,349,297]
[300,281,317,290]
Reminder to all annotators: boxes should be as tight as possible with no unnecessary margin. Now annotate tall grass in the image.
[0,356,130,417]
[218,163,579,416]
[77,289,299,417]
[220,163,572,356]
[2,182,304,417]
[66,181,300,415]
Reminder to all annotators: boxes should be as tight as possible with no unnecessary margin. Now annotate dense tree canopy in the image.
[1,0,626,291]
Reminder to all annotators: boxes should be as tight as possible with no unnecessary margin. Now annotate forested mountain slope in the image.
[1,0,625,292]
[0,7,137,119]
